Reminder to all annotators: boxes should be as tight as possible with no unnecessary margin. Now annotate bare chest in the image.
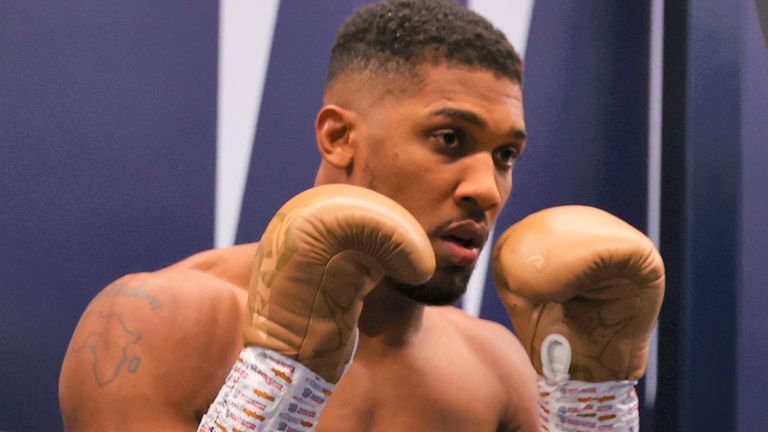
[317,347,506,432]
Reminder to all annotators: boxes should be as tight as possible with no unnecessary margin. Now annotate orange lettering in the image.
[271,368,293,384]
[253,389,276,401]
[243,408,265,422]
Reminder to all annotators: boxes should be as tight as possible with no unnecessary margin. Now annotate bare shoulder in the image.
[433,306,529,369]
[432,306,540,431]
[60,245,255,431]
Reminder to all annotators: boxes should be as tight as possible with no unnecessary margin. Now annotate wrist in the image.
[536,333,640,431]
[538,377,638,431]
[198,346,335,431]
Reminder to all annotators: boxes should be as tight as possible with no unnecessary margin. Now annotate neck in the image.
[357,281,425,354]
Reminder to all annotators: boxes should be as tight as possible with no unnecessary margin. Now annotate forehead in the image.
[413,64,521,105]
[326,63,525,137]
[376,64,525,132]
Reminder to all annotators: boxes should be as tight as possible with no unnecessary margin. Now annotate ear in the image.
[315,104,356,169]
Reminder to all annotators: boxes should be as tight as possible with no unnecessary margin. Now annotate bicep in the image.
[503,361,539,432]
[484,324,539,432]
[59,277,196,430]
[60,273,242,431]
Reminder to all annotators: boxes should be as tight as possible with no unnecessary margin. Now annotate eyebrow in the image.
[429,107,527,140]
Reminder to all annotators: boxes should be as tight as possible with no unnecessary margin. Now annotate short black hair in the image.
[327,0,523,88]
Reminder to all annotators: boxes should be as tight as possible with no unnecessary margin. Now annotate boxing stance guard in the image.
[198,187,664,431]
[198,184,435,430]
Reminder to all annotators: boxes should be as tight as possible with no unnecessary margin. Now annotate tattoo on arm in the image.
[74,312,143,387]
[73,280,163,387]
[100,281,163,310]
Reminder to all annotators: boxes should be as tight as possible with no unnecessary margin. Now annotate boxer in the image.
[59,1,663,431]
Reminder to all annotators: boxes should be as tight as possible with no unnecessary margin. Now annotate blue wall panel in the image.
[679,0,741,430]
[0,1,218,430]
[738,1,768,430]
[657,0,768,430]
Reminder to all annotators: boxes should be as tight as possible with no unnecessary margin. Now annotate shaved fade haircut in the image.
[326,0,523,90]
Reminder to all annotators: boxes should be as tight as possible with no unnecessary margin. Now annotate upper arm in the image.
[451,312,538,432]
[484,323,539,432]
[439,307,539,431]
[59,271,245,431]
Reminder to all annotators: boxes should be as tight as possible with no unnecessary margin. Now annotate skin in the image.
[59,64,540,431]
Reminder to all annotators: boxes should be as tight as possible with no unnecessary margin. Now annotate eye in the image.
[434,129,462,148]
[493,146,520,168]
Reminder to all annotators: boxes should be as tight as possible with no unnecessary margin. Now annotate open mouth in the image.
[441,221,486,250]
[436,221,487,266]
[444,235,477,249]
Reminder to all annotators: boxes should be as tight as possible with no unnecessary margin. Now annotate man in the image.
[60,1,662,431]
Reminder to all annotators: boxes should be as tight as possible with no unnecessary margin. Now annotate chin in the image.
[391,266,473,306]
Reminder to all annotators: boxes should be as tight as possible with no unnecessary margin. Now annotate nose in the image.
[453,152,503,214]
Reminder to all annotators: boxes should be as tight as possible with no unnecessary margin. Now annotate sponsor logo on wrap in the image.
[263,352,297,374]
[301,387,326,404]
[253,388,276,401]
[243,398,267,412]
[255,368,284,391]
[225,411,259,430]
[277,423,304,432]
[242,407,266,421]
[278,412,313,428]
[272,367,293,384]
[304,376,332,396]
[287,402,316,418]
[565,417,596,428]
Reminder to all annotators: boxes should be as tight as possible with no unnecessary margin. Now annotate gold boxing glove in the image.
[492,205,664,382]
[244,184,435,383]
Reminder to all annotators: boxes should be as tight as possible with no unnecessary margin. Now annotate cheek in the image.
[377,165,447,221]
[373,145,440,188]
[493,173,514,216]
[363,138,453,219]
[499,175,513,203]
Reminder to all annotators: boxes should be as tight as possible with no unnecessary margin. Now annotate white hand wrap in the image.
[537,378,639,431]
[198,347,335,432]
[537,333,639,431]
